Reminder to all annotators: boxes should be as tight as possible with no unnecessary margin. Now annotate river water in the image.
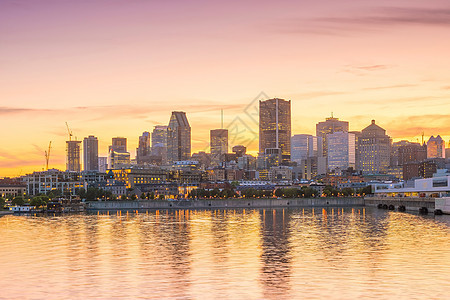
[1,207,449,299]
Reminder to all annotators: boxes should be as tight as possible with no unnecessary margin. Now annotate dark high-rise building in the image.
[316,116,349,160]
[83,135,98,171]
[210,129,228,166]
[167,111,191,163]
[232,145,247,157]
[259,98,291,165]
[403,160,437,180]
[357,120,391,174]
[136,131,151,165]
[66,141,81,172]
[427,135,445,159]
[398,143,427,165]
[110,137,127,152]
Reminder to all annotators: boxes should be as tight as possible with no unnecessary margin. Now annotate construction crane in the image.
[66,122,73,141]
[44,141,52,170]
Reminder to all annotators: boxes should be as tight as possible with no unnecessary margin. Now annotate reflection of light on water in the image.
[0,209,449,299]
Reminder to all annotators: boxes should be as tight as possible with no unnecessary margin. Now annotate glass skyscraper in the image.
[259,98,291,165]
[167,111,191,163]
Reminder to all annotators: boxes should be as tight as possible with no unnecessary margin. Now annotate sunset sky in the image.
[1,0,450,177]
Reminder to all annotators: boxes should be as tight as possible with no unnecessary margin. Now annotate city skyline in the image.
[2,0,450,176]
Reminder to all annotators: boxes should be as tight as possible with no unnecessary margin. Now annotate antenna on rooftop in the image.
[221,109,224,129]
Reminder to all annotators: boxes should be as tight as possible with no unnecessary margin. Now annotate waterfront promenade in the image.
[87,197,364,210]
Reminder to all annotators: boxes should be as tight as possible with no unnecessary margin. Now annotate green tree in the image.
[341,187,354,197]
[11,196,25,206]
[159,195,165,200]
[76,188,87,199]
[274,188,283,198]
[131,194,137,201]
[140,193,146,200]
[0,197,5,209]
[120,194,127,200]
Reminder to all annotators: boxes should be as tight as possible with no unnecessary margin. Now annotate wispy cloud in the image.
[271,7,450,36]
[363,84,417,91]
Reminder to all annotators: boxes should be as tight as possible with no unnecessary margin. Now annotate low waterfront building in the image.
[110,168,167,189]
[0,183,26,198]
[22,169,83,196]
[372,175,450,198]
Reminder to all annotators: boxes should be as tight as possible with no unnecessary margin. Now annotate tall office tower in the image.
[136,131,151,164]
[66,141,82,172]
[83,136,99,171]
[98,157,107,173]
[357,120,391,174]
[316,116,349,159]
[398,143,427,165]
[151,125,168,163]
[427,135,445,159]
[210,129,228,166]
[110,137,127,152]
[259,98,291,165]
[167,111,191,163]
[327,132,355,171]
[291,134,323,165]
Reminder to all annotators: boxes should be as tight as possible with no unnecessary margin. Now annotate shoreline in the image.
[87,197,364,210]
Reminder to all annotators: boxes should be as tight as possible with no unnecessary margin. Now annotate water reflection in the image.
[0,208,449,299]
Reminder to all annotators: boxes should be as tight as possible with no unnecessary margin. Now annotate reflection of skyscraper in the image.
[210,129,228,166]
[260,209,292,298]
[136,131,151,165]
[357,120,391,174]
[259,98,291,165]
[66,141,81,172]
[427,135,445,159]
[316,116,349,159]
[83,135,98,171]
[167,111,191,163]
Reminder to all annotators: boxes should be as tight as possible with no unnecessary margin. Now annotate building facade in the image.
[83,136,98,171]
[259,98,291,165]
[427,135,445,159]
[357,120,391,174]
[167,111,191,163]
[136,131,152,165]
[210,129,228,166]
[316,116,349,159]
[327,132,356,171]
[66,141,81,172]
[291,134,323,165]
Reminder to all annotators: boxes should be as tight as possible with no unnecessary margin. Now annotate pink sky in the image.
[1,0,450,176]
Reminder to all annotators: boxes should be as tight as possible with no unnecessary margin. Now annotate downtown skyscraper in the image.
[316,116,349,159]
[66,141,81,172]
[259,98,291,166]
[167,111,191,163]
[210,129,228,166]
[358,120,391,174]
[83,135,99,171]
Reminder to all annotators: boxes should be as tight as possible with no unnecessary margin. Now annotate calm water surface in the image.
[1,207,450,299]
